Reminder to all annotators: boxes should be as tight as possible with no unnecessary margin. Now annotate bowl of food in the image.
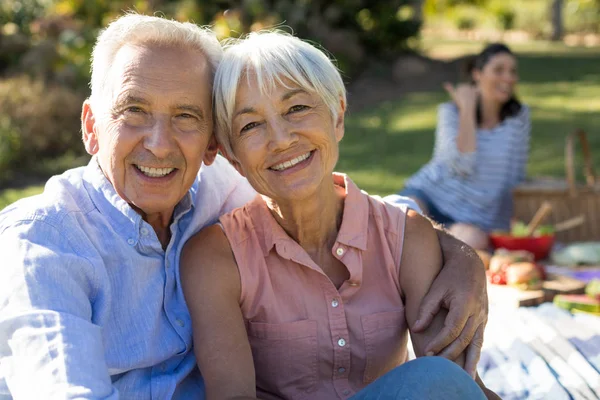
[489,222,555,261]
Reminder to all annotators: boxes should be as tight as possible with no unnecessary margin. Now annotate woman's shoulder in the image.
[506,103,530,128]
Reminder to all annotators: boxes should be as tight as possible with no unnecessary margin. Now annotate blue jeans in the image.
[351,357,486,400]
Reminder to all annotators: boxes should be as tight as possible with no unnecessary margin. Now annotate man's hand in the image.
[411,229,488,378]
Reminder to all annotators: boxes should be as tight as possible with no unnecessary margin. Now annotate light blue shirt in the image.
[0,155,255,399]
[0,155,418,399]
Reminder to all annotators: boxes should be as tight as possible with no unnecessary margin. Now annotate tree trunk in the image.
[413,0,424,23]
[551,0,564,41]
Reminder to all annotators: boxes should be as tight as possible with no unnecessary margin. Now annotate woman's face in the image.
[228,75,345,202]
[473,52,518,105]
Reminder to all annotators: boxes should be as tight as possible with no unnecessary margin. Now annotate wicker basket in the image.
[513,129,600,243]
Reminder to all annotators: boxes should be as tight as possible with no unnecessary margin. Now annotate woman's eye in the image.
[177,113,196,119]
[288,105,308,113]
[241,121,259,133]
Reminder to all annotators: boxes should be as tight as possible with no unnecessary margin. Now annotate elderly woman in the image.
[181,31,496,400]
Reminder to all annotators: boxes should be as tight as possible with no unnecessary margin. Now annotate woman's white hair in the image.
[89,13,222,109]
[213,30,347,160]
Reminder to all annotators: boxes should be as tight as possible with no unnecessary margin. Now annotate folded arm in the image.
[0,221,117,399]
[180,225,257,400]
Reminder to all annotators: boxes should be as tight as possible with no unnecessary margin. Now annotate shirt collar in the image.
[249,172,370,257]
[82,157,194,245]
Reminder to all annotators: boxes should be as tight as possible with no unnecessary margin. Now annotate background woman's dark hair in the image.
[464,43,522,124]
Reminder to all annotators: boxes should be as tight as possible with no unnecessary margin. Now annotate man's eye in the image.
[125,106,144,113]
[177,113,196,119]
[288,105,308,113]
[241,122,259,133]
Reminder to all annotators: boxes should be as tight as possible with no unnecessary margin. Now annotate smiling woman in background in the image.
[180,31,497,400]
[394,43,531,250]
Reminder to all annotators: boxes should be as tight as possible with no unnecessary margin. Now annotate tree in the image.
[551,0,564,41]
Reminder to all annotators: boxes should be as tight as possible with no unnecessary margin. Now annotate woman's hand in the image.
[411,229,488,378]
[444,83,478,112]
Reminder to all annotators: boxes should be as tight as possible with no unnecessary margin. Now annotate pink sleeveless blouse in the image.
[219,173,409,400]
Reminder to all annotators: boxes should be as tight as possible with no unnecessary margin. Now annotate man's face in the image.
[82,43,217,220]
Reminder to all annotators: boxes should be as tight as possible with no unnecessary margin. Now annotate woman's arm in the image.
[438,84,479,176]
[400,210,498,399]
[181,225,258,400]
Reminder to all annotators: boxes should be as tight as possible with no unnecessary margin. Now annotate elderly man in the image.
[0,14,487,399]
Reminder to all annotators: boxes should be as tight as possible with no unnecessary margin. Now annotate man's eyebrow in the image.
[281,88,308,102]
[113,94,150,109]
[175,104,205,119]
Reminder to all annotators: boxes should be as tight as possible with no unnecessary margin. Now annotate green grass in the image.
[2,38,600,208]
[0,185,45,210]
[339,38,600,195]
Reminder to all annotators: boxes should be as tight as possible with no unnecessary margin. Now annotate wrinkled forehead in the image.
[101,43,212,107]
[237,67,311,98]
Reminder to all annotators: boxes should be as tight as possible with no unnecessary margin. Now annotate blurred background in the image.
[1,0,599,208]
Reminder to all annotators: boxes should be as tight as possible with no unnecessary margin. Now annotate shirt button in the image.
[337,338,346,347]
[343,389,351,396]
[336,247,344,256]
[127,238,135,245]
[338,367,346,374]
[176,319,185,327]
[331,299,339,308]
[140,227,149,236]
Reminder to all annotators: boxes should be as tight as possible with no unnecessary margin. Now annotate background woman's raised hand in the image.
[443,82,478,112]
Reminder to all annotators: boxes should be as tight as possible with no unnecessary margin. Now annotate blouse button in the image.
[331,299,339,308]
[338,367,346,374]
[337,338,346,347]
[336,247,344,256]
[127,238,135,246]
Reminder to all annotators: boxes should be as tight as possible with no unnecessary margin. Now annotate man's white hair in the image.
[89,13,222,109]
[213,30,347,160]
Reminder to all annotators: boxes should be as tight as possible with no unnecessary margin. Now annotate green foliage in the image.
[0,76,87,183]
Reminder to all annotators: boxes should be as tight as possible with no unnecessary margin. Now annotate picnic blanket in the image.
[478,303,600,400]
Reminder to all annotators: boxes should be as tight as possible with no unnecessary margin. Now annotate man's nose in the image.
[143,117,176,159]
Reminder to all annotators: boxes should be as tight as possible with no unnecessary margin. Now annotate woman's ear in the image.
[334,98,346,142]
[81,100,99,155]
[218,144,246,177]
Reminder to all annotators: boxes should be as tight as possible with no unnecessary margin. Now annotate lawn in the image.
[338,38,600,195]
[1,38,599,210]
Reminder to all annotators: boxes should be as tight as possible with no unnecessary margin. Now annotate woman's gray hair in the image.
[213,30,347,160]
[89,13,222,110]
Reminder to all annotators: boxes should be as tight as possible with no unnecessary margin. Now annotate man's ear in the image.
[202,134,219,166]
[334,98,346,142]
[81,100,99,155]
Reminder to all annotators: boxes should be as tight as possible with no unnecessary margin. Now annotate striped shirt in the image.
[405,102,530,232]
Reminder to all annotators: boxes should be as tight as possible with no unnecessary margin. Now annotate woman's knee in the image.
[384,357,486,399]
[449,223,489,250]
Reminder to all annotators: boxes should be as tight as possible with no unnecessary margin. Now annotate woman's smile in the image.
[268,150,315,173]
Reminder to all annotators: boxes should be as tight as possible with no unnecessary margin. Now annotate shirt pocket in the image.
[247,319,319,398]
[361,310,408,384]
